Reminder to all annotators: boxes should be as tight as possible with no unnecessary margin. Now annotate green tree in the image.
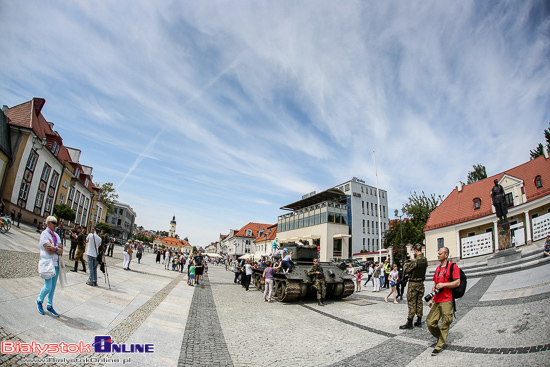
[384,192,444,252]
[53,204,75,222]
[192,246,197,254]
[96,222,112,234]
[467,164,487,184]
[94,182,119,214]
[530,125,550,159]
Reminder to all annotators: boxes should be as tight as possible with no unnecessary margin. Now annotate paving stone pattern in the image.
[178,278,234,367]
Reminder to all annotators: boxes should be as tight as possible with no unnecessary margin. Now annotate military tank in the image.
[251,243,355,302]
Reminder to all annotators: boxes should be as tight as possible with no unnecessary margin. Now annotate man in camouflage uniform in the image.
[399,244,428,329]
[307,258,326,306]
[70,226,87,273]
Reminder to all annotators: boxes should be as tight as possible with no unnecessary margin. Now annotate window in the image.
[371,203,373,214]
[45,197,53,212]
[35,191,44,208]
[473,197,481,210]
[74,168,80,179]
[384,223,386,230]
[361,187,364,193]
[84,198,89,209]
[383,205,385,218]
[54,145,60,156]
[468,232,475,237]
[58,193,64,204]
[362,201,365,214]
[118,219,121,225]
[362,238,365,248]
[111,217,116,224]
[79,194,84,206]
[63,180,68,188]
[382,192,384,199]
[535,175,542,189]
[119,209,123,216]
[505,193,514,208]
[333,238,342,257]
[41,164,51,182]
[74,191,80,208]
[26,150,38,171]
[362,219,365,233]
[367,220,370,234]
[437,237,444,251]
[375,204,378,215]
[68,187,74,200]
[50,172,59,188]
[19,182,29,200]
[84,178,89,187]
[51,141,58,154]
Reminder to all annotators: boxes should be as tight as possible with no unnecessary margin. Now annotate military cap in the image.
[414,244,423,251]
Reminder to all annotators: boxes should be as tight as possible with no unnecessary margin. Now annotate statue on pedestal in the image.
[491,179,508,223]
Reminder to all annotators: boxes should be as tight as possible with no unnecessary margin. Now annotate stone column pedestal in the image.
[497,221,512,251]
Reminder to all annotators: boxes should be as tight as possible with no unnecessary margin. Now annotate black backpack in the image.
[450,263,467,299]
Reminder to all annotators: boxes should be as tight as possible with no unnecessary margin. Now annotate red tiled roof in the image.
[161,237,191,247]
[254,224,277,243]
[5,98,94,190]
[425,155,550,232]
[234,222,271,238]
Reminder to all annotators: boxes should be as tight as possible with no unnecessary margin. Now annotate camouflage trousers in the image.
[313,279,326,300]
[407,282,425,319]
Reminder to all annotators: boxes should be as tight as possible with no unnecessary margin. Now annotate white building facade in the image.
[333,177,389,255]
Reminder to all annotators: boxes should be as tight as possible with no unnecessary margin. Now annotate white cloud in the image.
[1,1,549,245]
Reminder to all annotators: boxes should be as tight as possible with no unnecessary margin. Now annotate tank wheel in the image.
[253,274,262,291]
[335,279,355,299]
[274,279,301,302]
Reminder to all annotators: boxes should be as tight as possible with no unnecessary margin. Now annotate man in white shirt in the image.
[85,228,102,287]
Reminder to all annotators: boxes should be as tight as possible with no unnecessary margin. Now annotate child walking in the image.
[384,264,399,304]
[189,264,196,286]
[356,270,362,292]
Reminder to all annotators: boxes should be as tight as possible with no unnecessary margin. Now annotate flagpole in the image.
[373,151,382,264]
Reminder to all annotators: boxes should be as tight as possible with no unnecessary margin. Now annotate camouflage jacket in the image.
[307,264,325,280]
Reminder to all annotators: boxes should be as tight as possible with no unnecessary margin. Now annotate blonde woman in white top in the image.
[37,216,63,317]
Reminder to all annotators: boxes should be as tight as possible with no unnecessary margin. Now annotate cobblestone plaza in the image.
[1,224,549,366]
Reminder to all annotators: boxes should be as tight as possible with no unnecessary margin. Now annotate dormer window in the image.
[473,197,481,210]
[52,141,58,154]
[75,168,80,179]
[535,175,543,189]
[246,229,252,236]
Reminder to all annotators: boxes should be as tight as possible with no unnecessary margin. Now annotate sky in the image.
[1,1,549,246]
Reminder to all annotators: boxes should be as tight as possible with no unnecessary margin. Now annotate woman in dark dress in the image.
[156,249,161,263]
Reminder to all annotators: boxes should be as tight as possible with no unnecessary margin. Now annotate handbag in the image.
[260,277,265,285]
[38,258,56,279]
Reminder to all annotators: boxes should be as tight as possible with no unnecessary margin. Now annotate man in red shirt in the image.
[426,246,460,356]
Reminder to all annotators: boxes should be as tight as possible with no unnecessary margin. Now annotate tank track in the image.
[336,279,355,299]
[274,279,301,302]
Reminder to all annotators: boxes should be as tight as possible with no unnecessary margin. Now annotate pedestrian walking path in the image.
[0,226,193,367]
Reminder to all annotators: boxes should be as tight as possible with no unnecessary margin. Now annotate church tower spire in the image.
[169,216,176,237]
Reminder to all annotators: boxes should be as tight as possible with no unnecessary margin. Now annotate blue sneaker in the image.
[37,301,44,315]
[46,306,59,317]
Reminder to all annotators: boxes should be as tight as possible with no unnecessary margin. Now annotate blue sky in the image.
[1,1,549,246]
